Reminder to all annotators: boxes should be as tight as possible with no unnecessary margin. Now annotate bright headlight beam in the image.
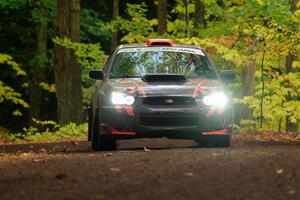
[124,95,135,106]
[202,92,228,107]
[111,92,135,106]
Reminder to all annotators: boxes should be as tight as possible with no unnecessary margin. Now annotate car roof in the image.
[115,43,206,52]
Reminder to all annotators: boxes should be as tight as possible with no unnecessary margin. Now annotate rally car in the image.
[88,39,235,151]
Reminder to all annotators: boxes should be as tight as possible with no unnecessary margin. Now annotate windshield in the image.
[110,47,216,79]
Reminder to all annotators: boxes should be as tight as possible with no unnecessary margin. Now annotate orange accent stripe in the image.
[192,79,208,98]
[202,129,228,135]
[118,78,148,98]
[111,128,136,135]
[125,106,134,116]
[206,108,215,117]
[138,88,147,97]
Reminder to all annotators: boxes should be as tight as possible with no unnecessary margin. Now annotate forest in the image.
[0,0,299,141]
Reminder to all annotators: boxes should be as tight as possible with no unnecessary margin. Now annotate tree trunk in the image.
[158,0,167,35]
[28,2,48,125]
[194,0,206,35]
[285,0,299,132]
[238,37,259,122]
[54,0,82,125]
[111,0,119,51]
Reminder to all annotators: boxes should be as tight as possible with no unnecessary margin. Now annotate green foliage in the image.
[6,122,87,142]
[0,0,26,9]
[0,126,10,141]
[0,54,26,76]
[236,72,300,129]
[111,3,156,43]
[228,0,300,130]
[39,82,56,93]
[30,0,55,23]
[53,37,106,82]
[0,53,29,115]
[81,8,111,42]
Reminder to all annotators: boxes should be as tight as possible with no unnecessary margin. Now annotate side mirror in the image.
[89,70,104,80]
[220,70,235,82]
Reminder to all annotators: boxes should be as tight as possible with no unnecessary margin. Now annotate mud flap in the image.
[99,124,111,135]
[88,105,92,141]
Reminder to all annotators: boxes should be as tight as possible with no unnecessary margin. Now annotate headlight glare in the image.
[124,95,135,106]
[111,92,135,106]
[202,92,228,107]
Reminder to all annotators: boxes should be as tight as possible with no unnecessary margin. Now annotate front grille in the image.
[142,96,196,107]
[140,115,198,127]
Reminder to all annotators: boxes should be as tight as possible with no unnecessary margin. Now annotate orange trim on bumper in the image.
[111,128,136,135]
[202,129,228,135]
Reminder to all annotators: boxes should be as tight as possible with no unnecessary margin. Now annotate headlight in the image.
[111,92,135,106]
[202,92,228,107]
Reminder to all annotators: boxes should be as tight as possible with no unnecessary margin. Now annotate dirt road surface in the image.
[0,137,300,200]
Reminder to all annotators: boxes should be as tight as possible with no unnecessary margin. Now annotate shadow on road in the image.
[0,139,199,153]
[1,137,300,154]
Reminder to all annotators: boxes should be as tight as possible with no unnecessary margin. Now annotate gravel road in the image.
[0,137,300,200]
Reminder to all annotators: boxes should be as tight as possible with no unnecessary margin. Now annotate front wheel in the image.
[91,111,116,151]
[92,133,116,151]
[197,135,231,148]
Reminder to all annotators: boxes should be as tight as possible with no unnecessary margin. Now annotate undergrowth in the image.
[0,122,87,142]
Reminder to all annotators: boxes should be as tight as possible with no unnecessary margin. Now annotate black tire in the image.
[197,135,231,148]
[92,134,117,151]
[91,110,116,151]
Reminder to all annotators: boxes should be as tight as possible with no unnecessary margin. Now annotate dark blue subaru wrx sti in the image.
[88,39,235,151]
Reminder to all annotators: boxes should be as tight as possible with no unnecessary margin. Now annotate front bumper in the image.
[98,98,233,139]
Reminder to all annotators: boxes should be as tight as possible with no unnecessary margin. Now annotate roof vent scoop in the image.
[146,39,175,47]
[142,74,187,82]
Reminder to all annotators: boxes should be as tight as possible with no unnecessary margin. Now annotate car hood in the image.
[109,78,222,98]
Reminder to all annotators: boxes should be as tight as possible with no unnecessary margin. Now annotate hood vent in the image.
[142,74,187,82]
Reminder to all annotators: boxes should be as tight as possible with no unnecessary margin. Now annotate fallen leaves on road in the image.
[103,153,113,157]
[183,172,194,177]
[0,152,47,161]
[144,147,151,152]
[276,169,284,174]
[236,131,300,143]
[109,167,120,172]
